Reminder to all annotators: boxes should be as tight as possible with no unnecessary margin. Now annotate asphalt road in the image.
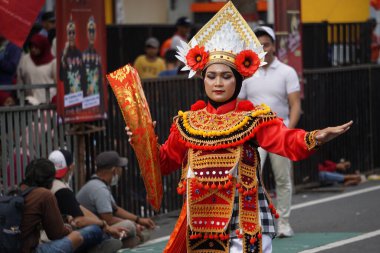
[120,180,380,253]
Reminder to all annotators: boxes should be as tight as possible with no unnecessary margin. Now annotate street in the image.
[120,181,380,253]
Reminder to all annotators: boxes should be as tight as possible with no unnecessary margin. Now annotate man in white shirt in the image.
[238,26,301,238]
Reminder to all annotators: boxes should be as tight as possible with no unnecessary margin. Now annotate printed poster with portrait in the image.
[56,0,107,123]
[274,0,304,96]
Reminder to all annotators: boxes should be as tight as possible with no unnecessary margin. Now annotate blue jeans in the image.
[75,225,104,253]
[37,225,103,253]
[36,237,73,253]
[319,171,344,183]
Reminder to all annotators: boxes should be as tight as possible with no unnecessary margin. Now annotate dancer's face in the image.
[204,64,236,103]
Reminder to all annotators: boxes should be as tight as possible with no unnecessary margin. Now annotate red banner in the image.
[371,0,380,10]
[56,0,107,123]
[0,0,45,48]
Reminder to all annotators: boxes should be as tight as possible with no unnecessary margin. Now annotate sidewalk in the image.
[149,209,180,240]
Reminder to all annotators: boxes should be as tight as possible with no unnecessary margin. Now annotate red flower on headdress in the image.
[235,50,260,77]
[186,45,209,71]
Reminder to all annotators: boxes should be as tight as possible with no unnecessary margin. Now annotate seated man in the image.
[20,158,87,253]
[48,149,126,253]
[318,159,362,186]
[76,151,156,248]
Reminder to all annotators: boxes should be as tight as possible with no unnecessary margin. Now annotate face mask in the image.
[111,174,119,186]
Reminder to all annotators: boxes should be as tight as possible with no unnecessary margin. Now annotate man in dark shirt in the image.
[20,158,83,253]
[48,149,125,253]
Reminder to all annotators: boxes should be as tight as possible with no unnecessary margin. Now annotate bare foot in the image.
[344,180,360,186]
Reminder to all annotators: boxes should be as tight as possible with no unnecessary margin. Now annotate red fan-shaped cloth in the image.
[107,65,162,211]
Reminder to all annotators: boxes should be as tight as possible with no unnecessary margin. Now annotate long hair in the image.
[23,158,56,189]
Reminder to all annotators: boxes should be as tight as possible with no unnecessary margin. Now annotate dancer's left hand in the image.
[315,120,353,145]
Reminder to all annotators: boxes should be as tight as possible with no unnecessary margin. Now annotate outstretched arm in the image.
[255,119,353,161]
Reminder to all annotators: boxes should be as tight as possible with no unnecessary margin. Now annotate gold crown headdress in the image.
[176,1,266,78]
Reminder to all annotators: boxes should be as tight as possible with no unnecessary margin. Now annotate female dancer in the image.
[126,3,352,252]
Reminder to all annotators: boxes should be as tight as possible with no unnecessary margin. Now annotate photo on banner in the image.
[56,0,107,123]
[274,0,304,96]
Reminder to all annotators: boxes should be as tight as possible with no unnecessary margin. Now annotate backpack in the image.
[0,187,35,253]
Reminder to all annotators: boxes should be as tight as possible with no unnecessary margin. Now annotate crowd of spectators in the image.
[0,11,56,107]
[1,15,194,108]
[133,17,192,79]
[5,149,155,253]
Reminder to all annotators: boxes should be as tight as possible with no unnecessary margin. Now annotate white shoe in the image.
[277,220,294,238]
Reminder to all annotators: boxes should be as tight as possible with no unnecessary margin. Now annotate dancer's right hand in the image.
[125,121,156,144]
[125,126,133,143]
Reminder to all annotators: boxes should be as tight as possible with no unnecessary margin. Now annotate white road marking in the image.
[292,185,380,210]
[298,229,380,253]
[133,185,380,249]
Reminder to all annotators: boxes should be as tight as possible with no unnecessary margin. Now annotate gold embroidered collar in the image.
[175,104,276,149]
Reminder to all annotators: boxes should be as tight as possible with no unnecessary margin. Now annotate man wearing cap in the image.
[48,149,125,253]
[133,37,166,79]
[238,26,302,238]
[160,16,192,57]
[76,151,156,248]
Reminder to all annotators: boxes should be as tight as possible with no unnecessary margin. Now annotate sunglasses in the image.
[68,30,75,36]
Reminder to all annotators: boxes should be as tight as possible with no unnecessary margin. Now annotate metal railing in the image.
[0,84,71,191]
[302,22,371,68]
[293,64,380,188]
[1,65,379,215]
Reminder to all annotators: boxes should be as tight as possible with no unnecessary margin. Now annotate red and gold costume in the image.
[161,99,318,253]
[109,3,320,253]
